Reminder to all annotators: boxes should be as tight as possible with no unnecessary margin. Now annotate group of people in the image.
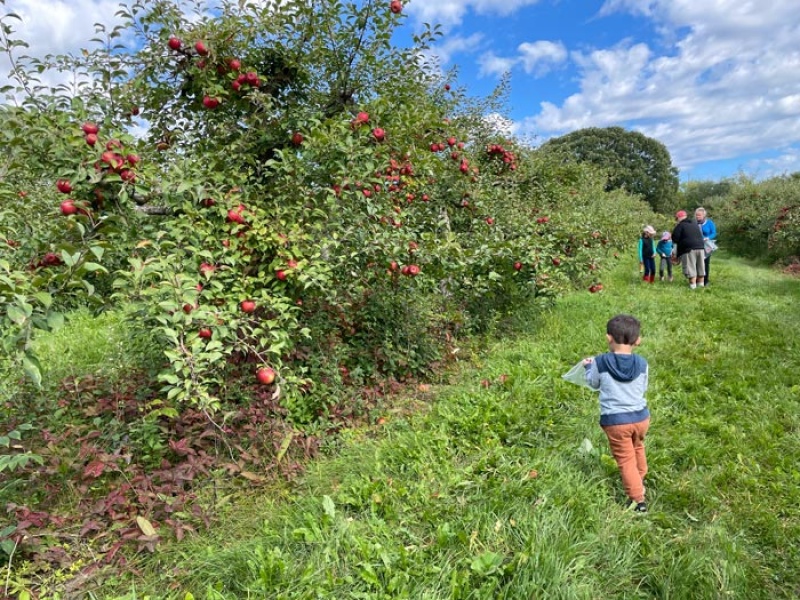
[638,207,717,289]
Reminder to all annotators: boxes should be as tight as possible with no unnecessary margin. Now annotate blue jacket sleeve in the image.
[706,219,717,240]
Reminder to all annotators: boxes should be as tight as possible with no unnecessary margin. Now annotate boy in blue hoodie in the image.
[584,314,650,512]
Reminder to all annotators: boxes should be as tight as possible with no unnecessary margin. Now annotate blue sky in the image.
[403,0,800,182]
[3,0,800,182]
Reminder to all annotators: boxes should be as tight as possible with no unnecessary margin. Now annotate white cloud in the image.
[477,52,516,77]
[421,33,484,72]
[409,0,543,31]
[517,0,800,173]
[518,41,567,75]
[475,40,567,79]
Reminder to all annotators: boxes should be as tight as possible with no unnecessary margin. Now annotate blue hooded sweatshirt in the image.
[585,352,650,426]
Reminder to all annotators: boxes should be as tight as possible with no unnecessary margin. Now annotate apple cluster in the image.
[166,36,262,110]
[55,122,141,218]
[486,143,517,171]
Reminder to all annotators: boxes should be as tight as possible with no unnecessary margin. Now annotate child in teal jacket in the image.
[637,226,657,283]
[655,231,673,282]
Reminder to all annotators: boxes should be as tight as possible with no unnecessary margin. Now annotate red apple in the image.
[291,131,304,146]
[256,367,277,385]
[126,153,141,166]
[119,169,136,182]
[182,303,194,314]
[514,261,523,271]
[60,200,78,216]
[552,258,561,266]
[202,95,220,109]
[200,262,216,275]
[85,133,98,146]
[486,217,494,225]
[194,41,208,55]
[56,179,72,194]
[447,136,457,147]
[81,122,99,135]
[227,209,246,224]
[228,58,241,71]
[408,264,421,276]
[168,36,182,51]
[199,328,212,339]
[240,300,256,313]
[444,83,451,91]
[276,269,287,281]
[372,127,385,142]
[390,0,402,14]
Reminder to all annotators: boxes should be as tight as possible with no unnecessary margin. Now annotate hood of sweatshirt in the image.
[596,353,645,382]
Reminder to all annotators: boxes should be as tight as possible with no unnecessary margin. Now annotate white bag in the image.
[561,360,593,388]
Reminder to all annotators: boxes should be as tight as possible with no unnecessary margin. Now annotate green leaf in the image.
[47,312,65,331]
[322,495,336,520]
[22,354,42,388]
[33,291,53,308]
[6,304,26,324]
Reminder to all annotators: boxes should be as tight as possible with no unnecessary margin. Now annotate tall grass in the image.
[107,253,800,598]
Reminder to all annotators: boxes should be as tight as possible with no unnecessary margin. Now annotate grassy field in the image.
[52,255,800,598]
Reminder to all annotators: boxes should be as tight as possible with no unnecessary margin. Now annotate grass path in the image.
[126,254,800,599]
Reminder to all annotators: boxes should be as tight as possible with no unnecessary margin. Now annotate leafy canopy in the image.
[539,126,679,213]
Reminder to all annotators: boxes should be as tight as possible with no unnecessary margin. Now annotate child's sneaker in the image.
[633,502,648,513]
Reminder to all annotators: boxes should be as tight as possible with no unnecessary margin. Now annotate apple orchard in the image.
[0,0,646,417]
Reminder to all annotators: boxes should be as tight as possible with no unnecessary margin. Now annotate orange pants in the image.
[602,418,650,503]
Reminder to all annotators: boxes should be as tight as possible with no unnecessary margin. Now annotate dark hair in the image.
[607,314,641,345]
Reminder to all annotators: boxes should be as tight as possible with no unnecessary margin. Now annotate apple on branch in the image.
[256,367,276,385]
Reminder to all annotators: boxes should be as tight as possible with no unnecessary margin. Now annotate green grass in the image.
[82,255,800,598]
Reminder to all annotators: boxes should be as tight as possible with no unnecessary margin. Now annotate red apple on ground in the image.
[240,300,256,313]
[256,367,276,385]
[552,258,561,266]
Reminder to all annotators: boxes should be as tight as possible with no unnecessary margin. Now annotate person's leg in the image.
[631,418,650,484]
[695,250,706,287]
[603,424,645,503]
[667,259,673,281]
[704,254,711,286]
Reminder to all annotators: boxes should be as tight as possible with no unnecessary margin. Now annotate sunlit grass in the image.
[99,254,800,598]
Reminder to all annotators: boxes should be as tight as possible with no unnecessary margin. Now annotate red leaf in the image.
[83,460,106,479]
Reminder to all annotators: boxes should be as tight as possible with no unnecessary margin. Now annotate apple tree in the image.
[0,0,627,418]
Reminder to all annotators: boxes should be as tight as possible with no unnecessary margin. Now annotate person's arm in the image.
[583,357,601,390]
[637,238,643,262]
[707,219,717,240]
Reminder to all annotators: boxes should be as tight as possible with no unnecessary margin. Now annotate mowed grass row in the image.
[114,254,799,599]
